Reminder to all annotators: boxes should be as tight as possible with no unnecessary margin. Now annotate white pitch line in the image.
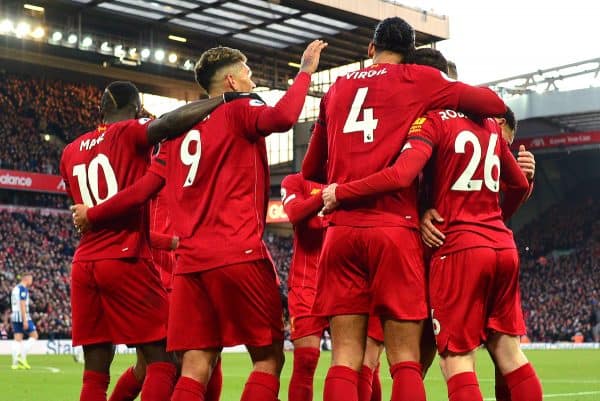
[482,391,600,400]
[40,366,61,373]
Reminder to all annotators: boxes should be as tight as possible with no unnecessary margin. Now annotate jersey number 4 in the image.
[72,154,118,206]
[451,131,500,192]
[343,87,378,143]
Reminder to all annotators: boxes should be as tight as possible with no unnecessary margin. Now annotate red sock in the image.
[495,371,511,401]
[390,361,425,401]
[141,362,177,401]
[80,370,110,401]
[324,365,359,401]
[109,366,143,401]
[447,372,483,401]
[289,347,320,401]
[371,364,381,401]
[206,358,223,401]
[241,371,280,401]
[171,376,206,401]
[505,363,543,401]
[358,365,373,401]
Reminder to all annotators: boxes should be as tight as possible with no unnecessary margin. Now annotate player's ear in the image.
[225,73,237,92]
[367,42,375,59]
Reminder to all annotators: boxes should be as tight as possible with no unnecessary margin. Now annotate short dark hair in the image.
[409,48,449,74]
[372,17,415,57]
[503,106,517,133]
[101,81,140,113]
[194,46,247,93]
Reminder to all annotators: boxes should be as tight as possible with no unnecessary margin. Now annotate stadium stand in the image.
[0,71,597,343]
[0,70,102,174]
[0,208,75,340]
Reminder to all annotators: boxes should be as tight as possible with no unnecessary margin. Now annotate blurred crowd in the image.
[0,71,102,174]
[0,209,76,339]
[0,190,598,341]
[0,70,597,342]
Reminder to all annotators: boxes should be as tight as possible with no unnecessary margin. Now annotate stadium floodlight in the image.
[0,19,14,34]
[154,49,165,62]
[141,48,151,59]
[81,36,93,48]
[183,59,194,70]
[67,33,77,45]
[44,134,50,141]
[168,34,187,43]
[168,53,178,63]
[51,31,62,42]
[288,62,301,68]
[31,26,45,39]
[100,41,112,53]
[114,44,126,58]
[24,4,45,13]
[15,21,31,38]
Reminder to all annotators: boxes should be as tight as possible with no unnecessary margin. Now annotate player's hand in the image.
[517,145,535,181]
[223,92,265,104]
[23,321,29,331]
[71,204,91,234]
[171,236,179,251]
[320,183,339,214]
[299,40,328,74]
[420,208,445,248]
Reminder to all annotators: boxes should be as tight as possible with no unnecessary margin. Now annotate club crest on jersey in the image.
[310,188,321,196]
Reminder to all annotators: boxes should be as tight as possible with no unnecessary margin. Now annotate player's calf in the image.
[383,319,426,401]
[487,332,543,401]
[440,351,483,401]
[241,341,285,401]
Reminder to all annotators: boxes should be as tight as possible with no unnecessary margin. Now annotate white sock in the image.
[11,341,20,365]
[23,337,36,359]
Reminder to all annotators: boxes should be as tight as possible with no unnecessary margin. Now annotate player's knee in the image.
[30,331,39,340]
[439,350,475,381]
[487,333,528,375]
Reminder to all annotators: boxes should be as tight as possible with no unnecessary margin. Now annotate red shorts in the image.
[430,247,526,354]
[313,226,427,321]
[288,286,328,341]
[71,258,168,346]
[367,315,384,343]
[167,259,284,351]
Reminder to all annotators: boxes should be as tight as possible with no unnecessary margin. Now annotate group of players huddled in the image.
[59,15,542,401]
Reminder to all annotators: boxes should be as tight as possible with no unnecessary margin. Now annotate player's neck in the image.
[104,113,134,124]
[372,51,403,66]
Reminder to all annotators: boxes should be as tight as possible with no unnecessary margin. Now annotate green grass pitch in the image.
[3,349,600,400]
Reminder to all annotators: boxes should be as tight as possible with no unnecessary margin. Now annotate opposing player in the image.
[10,272,38,370]
[302,17,507,401]
[280,173,327,401]
[61,80,237,401]
[321,107,542,401]
[71,40,327,401]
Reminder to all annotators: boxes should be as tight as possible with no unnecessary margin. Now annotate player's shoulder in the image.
[281,173,302,189]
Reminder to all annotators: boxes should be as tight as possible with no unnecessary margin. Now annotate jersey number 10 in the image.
[72,154,118,206]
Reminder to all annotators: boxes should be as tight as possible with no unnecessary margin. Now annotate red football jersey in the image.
[148,98,274,273]
[149,186,175,275]
[406,110,527,254]
[280,173,325,289]
[303,63,506,228]
[59,119,153,262]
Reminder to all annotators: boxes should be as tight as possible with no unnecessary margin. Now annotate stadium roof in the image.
[3,0,448,96]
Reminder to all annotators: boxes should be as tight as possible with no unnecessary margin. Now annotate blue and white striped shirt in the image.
[11,284,29,323]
